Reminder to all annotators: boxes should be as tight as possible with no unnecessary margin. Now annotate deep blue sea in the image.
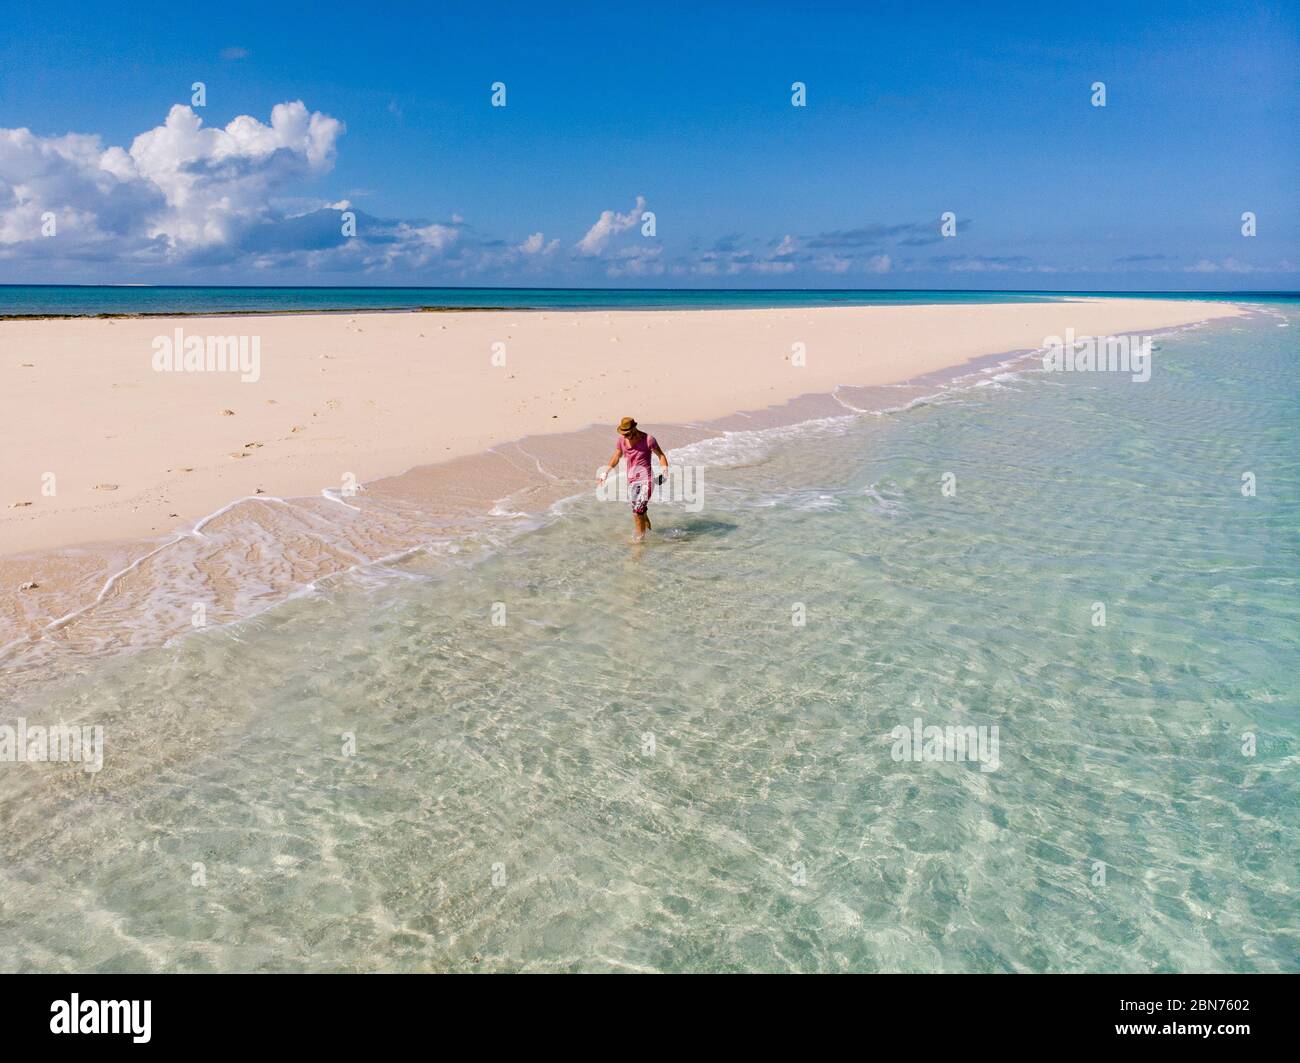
[1,284,1297,316]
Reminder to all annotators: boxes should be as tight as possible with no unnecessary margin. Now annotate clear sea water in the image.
[1,305,1296,972]
[1,284,1297,316]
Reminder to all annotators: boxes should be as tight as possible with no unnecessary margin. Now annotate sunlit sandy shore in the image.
[0,298,1242,672]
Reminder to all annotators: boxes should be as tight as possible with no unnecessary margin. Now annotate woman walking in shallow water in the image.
[598,417,668,542]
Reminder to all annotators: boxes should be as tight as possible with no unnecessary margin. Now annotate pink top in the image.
[618,432,657,485]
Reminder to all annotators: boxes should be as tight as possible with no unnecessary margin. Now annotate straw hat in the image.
[617,417,637,435]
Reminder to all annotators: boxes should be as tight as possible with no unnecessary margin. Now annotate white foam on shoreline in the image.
[2,311,1249,681]
[0,345,1086,674]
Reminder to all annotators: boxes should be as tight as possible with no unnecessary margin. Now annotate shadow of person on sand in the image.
[658,518,740,540]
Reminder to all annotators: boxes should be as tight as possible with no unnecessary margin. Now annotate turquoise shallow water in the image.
[1,308,1296,972]
[1,284,1296,316]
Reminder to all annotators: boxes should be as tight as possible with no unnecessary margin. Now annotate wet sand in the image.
[0,299,1242,676]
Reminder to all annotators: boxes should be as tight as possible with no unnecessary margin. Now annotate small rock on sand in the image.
[220,409,235,416]
[19,581,38,591]
[10,500,32,508]
[93,484,118,491]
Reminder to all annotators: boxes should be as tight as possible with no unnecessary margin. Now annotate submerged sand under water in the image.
[0,345,1066,686]
[1,300,1243,676]
[0,308,1295,972]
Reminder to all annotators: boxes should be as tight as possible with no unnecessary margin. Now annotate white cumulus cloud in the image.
[576,195,647,256]
[517,231,559,255]
[0,101,344,264]
[127,102,343,249]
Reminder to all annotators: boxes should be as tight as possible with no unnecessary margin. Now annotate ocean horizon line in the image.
[2,284,1297,320]
[2,283,1298,294]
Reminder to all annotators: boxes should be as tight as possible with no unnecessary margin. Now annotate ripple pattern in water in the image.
[1,310,1296,972]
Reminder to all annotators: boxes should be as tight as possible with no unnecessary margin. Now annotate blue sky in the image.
[0,0,1296,288]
